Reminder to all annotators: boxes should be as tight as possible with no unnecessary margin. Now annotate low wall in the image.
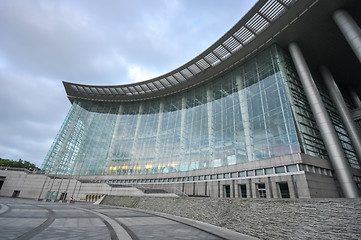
[102,196,361,240]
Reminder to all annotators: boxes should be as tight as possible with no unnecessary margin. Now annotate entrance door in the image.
[257,183,267,198]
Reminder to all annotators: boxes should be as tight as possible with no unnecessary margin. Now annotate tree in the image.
[0,158,40,171]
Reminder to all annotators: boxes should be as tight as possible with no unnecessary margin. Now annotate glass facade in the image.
[41,44,359,176]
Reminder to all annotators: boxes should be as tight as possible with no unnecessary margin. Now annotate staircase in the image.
[108,183,188,197]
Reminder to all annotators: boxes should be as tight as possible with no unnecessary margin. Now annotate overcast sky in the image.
[0,0,257,167]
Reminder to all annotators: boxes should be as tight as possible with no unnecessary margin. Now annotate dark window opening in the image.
[12,190,20,198]
[59,192,67,200]
[278,182,290,198]
[223,185,230,198]
[0,177,5,190]
[239,184,247,198]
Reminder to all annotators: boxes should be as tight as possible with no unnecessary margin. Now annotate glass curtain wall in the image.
[42,45,302,176]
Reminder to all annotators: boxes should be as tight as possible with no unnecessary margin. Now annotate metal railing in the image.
[108,183,188,197]
[0,167,45,174]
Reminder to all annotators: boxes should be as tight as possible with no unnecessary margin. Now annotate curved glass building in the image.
[43,46,303,176]
[41,0,361,199]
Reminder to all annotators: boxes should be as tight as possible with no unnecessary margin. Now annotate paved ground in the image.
[0,197,257,240]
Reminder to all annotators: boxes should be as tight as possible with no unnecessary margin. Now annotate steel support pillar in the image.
[333,9,361,63]
[180,96,187,154]
[154,101,164,173]
[288,42,358,198]
[206,87,215,162]
[321,66,361,166]
[131,103,144,173]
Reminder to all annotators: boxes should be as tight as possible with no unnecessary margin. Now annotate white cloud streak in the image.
[0,0,257,167]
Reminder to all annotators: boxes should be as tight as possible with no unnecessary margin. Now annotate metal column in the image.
[180,96,187,155]
[206,87,215,163]
[154,101,164,173]
[333,9,361,63]
[288,42,358,198]
[131,103,144,174]
[321,66,361,166]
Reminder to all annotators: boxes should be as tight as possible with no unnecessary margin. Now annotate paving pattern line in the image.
[15,204,55,240]
[110,205,259,240]
[76,207,133,240]
[0,203,10,215]
[107,216,140,240]
[101,218,119,240]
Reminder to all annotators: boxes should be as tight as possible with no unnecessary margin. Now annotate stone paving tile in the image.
[32,226,110,240]
[0,197,254,240]
[52,209,95,218]
[0,217,46,240]
[30,218,110,240]
[127,223,222,240]
[116,216,223,240]
[52,218,104,227]
[116,216,176,226]
[1,209,48,218]
[5,204,34,208]
[95,208,153,217]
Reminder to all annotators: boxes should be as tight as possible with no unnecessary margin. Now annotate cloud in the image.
[128,65,160,83]
[0,0,257,167]
[0,70,69,166]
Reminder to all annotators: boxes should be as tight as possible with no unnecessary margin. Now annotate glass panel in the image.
[265,168,274,175]
[286,164,298,172]
[275,166,286,173]
[255,169,264,176]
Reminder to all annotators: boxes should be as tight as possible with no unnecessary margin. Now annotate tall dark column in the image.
[333,9,361,63]
[321,66,361,166]
[288,42,358,198]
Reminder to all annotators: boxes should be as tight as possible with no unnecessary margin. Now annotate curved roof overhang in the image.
[64,0,361,103]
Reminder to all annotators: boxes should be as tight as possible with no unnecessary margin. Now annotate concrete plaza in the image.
[0,197,257,240]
